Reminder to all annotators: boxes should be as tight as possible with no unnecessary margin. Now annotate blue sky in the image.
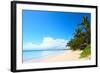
[22,10,91,49]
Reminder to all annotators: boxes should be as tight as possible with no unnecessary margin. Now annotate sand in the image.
[24,50,90,62]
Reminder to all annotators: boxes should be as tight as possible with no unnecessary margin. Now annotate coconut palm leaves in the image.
[67,16,91,50]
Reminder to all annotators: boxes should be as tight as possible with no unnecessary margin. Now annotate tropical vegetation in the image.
[67,16,91,58]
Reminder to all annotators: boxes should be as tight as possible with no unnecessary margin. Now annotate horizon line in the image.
[23,49,70,51]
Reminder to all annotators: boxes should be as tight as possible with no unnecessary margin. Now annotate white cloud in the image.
[23,37,69,50]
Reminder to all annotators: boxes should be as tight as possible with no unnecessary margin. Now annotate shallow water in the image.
[23,49,67,62]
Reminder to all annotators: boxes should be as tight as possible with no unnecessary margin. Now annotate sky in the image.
[22,10,91,50]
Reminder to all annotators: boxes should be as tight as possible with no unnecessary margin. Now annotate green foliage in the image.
[67,16,91,52]
[80,45,91,58]
[67,37,84,50]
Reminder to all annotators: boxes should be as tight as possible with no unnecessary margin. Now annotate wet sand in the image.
[24,50,90,62]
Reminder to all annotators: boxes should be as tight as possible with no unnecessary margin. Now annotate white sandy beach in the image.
[24,50,90,63]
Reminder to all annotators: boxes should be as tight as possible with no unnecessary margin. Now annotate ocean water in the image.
[23,49,66,62]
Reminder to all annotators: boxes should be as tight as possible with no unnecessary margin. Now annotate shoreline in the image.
[24,50,90,63]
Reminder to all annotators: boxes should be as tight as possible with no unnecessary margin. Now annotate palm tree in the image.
[67,16,91,50]
[74,25,82,38]
[81,16,91,44]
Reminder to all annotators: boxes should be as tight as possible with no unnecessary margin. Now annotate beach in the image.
[24,50,90,63]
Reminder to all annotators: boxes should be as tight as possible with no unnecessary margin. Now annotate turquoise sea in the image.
[23,49,67,62]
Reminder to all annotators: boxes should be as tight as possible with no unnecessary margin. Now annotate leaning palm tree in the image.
[81,16,91,44]
[82,16,90,32]
[67,16,91,50]
[74,25,82,38]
